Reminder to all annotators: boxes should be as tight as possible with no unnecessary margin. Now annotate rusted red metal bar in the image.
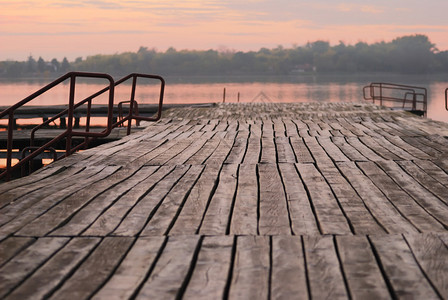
[0,72,115,181]
[363,82,427,114]
[445,88,448,111]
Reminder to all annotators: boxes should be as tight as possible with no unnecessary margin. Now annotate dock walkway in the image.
[1,102,448,299]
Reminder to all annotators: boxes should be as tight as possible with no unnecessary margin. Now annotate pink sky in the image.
[1,0,448,61]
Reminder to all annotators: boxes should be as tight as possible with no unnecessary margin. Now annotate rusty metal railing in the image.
[1,72,165,181]
[445,88,448,111]
[0,72,115,180]
[112,73,165,135]
[363,82,427,115]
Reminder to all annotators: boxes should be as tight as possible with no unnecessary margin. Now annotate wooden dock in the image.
[1,102,448,299]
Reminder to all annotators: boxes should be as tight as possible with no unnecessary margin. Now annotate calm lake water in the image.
[1,74,448,123]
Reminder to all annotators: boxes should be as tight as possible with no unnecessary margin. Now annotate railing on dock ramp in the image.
[0,72,165,181]
[363,82,427,116]
[445,87,448,111]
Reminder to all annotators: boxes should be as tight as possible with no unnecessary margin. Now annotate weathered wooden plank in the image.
[397,160,448,206]
[183,236,234,299]
[184,136,221,165]
[275,136,296,163]
[336,161,418,234]
[278,163,319,235]
[0,166,84,209]
[331,136,368,161]
[83,166,174,236]
[165,132,214,165]
[289,136,314,163]
[271,236,308,300]
[16,166,131,236]
[413,159,448,186]
[336,235,390,299]
[303,136,334,166]
[225,137,248,164]
[7,237,100,300]
[200,164,239,235]
[228,236,270,300]
[317,136,349,162]
[303,235,348,299]
[49,237,134,300]
[258,163,291,235]
[357,161,445,232]
[92,236,165,300]
[296,163,351,235]
[346,137,385,161]
[242,136,260,164]
[404,233,448,299]
[50,166,159,236]
[0,237,35,267]
[401,136,443,158]
[0,166,117,236]
[230,164,258,235]
[137,236,200,299]
[140,165,204,236]
[203,134,236,165]
[260,137,277,164]
[358,136,402,160]
[113,165,190,236]
[377,160,448,228]
[369,235,439,299]
[169,165,220,235]
[0,237,69,298]
[320,164,386,234]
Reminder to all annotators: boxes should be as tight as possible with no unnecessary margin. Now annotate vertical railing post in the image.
[379,83,383,106]
[6,111,14,181]
[65,74,76,156]
[127,75,137,135]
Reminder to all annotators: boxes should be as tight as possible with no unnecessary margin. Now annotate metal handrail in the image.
[0,72,115,180]
[111,73,165,135]
[1,72,165,181]
[363,82,427,113]
[445,88,448,111]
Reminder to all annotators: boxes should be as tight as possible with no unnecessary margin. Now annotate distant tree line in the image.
[1,34,448,78]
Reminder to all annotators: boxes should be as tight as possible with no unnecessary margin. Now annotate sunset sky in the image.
[1,0,448,61]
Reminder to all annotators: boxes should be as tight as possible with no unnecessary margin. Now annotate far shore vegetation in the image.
[1,34,448,79]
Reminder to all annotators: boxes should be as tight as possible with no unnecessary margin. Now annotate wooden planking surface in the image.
[1,102,448,298]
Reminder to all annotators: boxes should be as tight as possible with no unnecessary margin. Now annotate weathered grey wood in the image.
[289,136,314,163]
[320,164,386,234]
[183,236,234,299]
[200,164,239,235]
[258,163,291,235]
[275,136,296,163]
[230,164,258,235]
[278,163,319,235]
[16,166,129,236]
[49,237,133,300]
[271,236,308,300]
[228,236,270,300]
[317,136,350,162]
[0,237,35,267]
[169,165,220,235]
[357,161,445,232]
[225,137,247,164]
[369,235,439,299]
[345,137,385,161]
[260,136,277,164]
[332,136,368,162]
[6,237,100,300]
[296,163,351,234]
[203,134,235,165]
[92,236,165,300]
[113,165,190,236]
[83,166,174,236]
[0,166,118,236]
[303,136,333,166]
[50,166,159,236]
[377,160,448,228]
[336,161,418,234]
[242,136,260,164]
[184,136,221,165]
[140,165,204,236]
[336,235,390,299]
[404,233,448,299]
[137,236,200,299]
[397,160,448,206]
[413,159,448,186]
[303,235,348,299]
[401,136,443,158]
[358,136,402,160]
[0,237,69,298]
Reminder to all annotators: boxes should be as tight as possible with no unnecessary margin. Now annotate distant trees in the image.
[1,34,447,78]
